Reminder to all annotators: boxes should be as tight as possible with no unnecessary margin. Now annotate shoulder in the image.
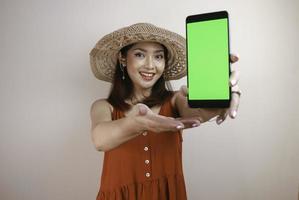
[90,99,113,116]
[90,99,113,128]
[90,98,112,111]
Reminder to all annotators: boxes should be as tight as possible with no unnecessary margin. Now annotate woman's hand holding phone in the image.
[176,54,241,126]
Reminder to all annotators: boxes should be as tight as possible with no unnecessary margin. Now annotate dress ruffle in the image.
[96,174,187,200]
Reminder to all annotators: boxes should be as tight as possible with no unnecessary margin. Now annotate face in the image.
[121,42,166,93]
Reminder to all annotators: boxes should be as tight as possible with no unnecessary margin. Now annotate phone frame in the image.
[186,11,231,108]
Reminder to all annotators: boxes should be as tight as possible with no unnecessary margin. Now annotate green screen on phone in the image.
[187,18,229,100]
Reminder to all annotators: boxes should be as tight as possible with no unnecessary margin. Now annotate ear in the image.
[118,52,126,66]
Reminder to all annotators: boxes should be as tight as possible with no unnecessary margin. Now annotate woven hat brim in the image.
[90,23,186,82]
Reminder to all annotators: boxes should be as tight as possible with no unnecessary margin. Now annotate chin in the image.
[138,79,157,89]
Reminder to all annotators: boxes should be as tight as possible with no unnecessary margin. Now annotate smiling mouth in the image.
[139,72,155,81]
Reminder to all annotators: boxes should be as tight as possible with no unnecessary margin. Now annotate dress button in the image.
[145,172,151,177]
[144,147,149,151]
[145,159,150,164]
[142,131,148,136]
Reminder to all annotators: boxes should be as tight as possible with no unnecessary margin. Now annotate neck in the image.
[130,87,152,104]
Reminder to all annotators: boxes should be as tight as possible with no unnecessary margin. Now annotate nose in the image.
[145,56,155,69]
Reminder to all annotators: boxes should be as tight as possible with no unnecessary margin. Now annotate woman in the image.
[89,23,240,200]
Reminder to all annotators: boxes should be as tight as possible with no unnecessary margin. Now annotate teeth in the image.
[140,72,154,77]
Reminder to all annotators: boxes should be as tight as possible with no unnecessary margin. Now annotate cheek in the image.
[126,66,136,78]
[156,62,165,74]
[126,64,140,79]
[127,58,144,70]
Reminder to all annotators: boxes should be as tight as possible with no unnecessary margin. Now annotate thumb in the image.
[136,103,152,116]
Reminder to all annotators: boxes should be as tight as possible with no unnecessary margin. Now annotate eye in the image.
[155,54,164,60]
[134,52,145,58]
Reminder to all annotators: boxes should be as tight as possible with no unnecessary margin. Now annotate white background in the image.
[0,0,298,199]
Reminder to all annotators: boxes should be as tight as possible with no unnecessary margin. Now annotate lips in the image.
[139,72,155,81]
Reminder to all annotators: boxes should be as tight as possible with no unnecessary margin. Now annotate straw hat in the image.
[89,23,186,82]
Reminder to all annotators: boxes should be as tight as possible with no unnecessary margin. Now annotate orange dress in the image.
[96,98,188,200]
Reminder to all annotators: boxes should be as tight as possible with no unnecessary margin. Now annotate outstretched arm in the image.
[90,100,184,152]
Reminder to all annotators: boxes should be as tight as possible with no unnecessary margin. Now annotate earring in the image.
[119,63,125,80]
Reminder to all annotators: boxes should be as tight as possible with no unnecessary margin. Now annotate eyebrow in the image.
[132,48,164,53]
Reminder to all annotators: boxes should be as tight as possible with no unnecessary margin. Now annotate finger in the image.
[229,71,240,87]
[136,103,151,116]
[216,109,228,125]
[151,115,185,131]
[229,92,240,119]
[177,118,201,129]
[167,117,175,120]
[208,116,218,122]
[168,119,185,130]
[230,54,239,63]
[163,118,184,130]
[179,85,188,97]
[231,84,240,94]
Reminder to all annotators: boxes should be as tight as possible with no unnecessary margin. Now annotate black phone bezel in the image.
[186,11,231,108]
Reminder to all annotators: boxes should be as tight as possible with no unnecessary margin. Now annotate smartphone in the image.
[186,11,231,108]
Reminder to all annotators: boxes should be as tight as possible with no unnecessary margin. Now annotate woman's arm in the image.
[90,99,184,152]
